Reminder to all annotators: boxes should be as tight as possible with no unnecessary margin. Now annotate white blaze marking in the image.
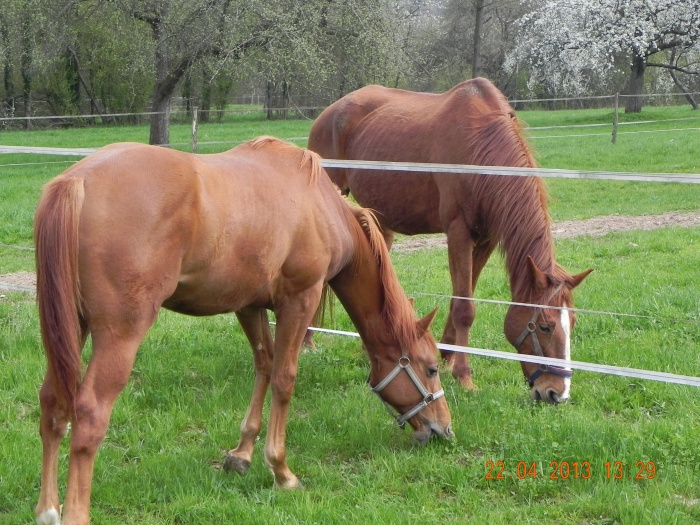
[560,305,572,400]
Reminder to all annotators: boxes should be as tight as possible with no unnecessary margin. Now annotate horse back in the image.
[66,140,353,318]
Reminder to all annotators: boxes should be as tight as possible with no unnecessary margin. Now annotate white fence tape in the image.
[321,159,700,184]
[308,327,700,388]
[3,145,700,184]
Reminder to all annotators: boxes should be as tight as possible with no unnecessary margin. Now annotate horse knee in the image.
[71,395,110,454]
[270,371,297,401]
[450,300,475,331]
[38,384,69,439]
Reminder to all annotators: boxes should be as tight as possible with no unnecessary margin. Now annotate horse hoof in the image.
[458,376,478,390]
[276,477,303,490]
[223,454,251,475]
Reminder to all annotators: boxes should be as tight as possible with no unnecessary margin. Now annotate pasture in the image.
[1,106,700,523]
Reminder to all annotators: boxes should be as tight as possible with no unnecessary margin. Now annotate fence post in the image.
[191,106,199,153]
[611,93,619,144]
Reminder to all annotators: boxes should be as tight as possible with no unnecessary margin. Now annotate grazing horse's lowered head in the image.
[504,257,592,404]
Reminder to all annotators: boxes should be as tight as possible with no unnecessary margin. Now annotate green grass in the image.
[1,107,700,523]
[2,228,700,524]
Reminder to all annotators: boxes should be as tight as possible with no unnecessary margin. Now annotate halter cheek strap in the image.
[370,356,445,429]
[512,283,573,387]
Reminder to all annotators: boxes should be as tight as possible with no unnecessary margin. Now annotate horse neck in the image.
[466,112,559,302]
[479,176,558,302]
[328,210,418,353]
[330,265,386,344]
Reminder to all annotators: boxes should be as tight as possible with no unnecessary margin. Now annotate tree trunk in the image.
[149,12,170,146]
[1,19,14,113]
[200,68,212,124]
[472,0,484,78]
[21,15,32,127]
[149,90,171,145]
[625,52,646,113]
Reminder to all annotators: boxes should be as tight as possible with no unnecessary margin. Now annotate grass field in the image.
[1,106,700,524]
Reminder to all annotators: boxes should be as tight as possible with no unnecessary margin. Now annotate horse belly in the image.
[348,170,441,235]
[163,276,270,316]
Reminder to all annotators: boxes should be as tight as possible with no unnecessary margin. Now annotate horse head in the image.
[368,307,454,443]
[504,257,592,404]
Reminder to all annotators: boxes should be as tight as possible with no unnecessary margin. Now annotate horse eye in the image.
[428,366,439,377]
[539,323,553,334]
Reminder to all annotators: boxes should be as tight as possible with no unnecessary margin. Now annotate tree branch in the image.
[647,62,700,75]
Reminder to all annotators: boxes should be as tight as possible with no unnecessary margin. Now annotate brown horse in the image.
[308,77,592,400]
[33,137,452,525]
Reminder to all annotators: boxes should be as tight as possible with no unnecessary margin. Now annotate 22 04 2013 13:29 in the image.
[485,460,657,480]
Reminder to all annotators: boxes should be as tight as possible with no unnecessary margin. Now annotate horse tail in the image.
[34,175,85,411]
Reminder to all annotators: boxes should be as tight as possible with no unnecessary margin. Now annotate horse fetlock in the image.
[36,507,61,525]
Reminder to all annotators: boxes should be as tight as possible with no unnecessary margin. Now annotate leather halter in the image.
[512,283,573,387]
[370,355,445,429]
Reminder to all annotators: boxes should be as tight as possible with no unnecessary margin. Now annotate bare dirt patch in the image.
[1,211,699,292]
[0,271,36,293]
[392,211,700,253]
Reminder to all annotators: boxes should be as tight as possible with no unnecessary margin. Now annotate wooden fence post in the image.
[191,106,199,153]
[611,93,619,144]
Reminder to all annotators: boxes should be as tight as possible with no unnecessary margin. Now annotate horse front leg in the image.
[264,288,322,489]
[441,221,477,390]
[225,308,274,476]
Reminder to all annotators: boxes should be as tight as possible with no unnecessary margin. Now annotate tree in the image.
[422,0,527,93]
[508,0,700,112]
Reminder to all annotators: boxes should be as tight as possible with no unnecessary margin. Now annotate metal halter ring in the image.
[369,355,445,429]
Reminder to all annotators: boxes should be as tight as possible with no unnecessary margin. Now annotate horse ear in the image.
[570,268,593,289]
[417,307,439,334]
[526,256,549,293]
[408,297,415,306]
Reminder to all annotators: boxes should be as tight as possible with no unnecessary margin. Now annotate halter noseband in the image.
[370,355,445,429]
[512,283,573,387]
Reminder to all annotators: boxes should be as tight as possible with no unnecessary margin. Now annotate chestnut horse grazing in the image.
[308,78,592,399]
[34,137,452,525]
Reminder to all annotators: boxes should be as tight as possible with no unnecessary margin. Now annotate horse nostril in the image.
[546,389,560,404]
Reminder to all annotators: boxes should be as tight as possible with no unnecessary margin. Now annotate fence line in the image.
[320,159,700,184]
[2,91,699,124]
[2,145,700,184]
[305,327,700,388]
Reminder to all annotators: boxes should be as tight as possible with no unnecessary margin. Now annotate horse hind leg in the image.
[224,308,274,476]
[59,322,151,525]
[36,322,89,525]
[36,374,72,525]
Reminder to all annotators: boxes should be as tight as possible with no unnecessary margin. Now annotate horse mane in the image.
[463,95,570,300]
[248,136,322,184]
[352,206,422,347]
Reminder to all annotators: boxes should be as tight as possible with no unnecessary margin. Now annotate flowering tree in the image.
[507,0,700,111]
